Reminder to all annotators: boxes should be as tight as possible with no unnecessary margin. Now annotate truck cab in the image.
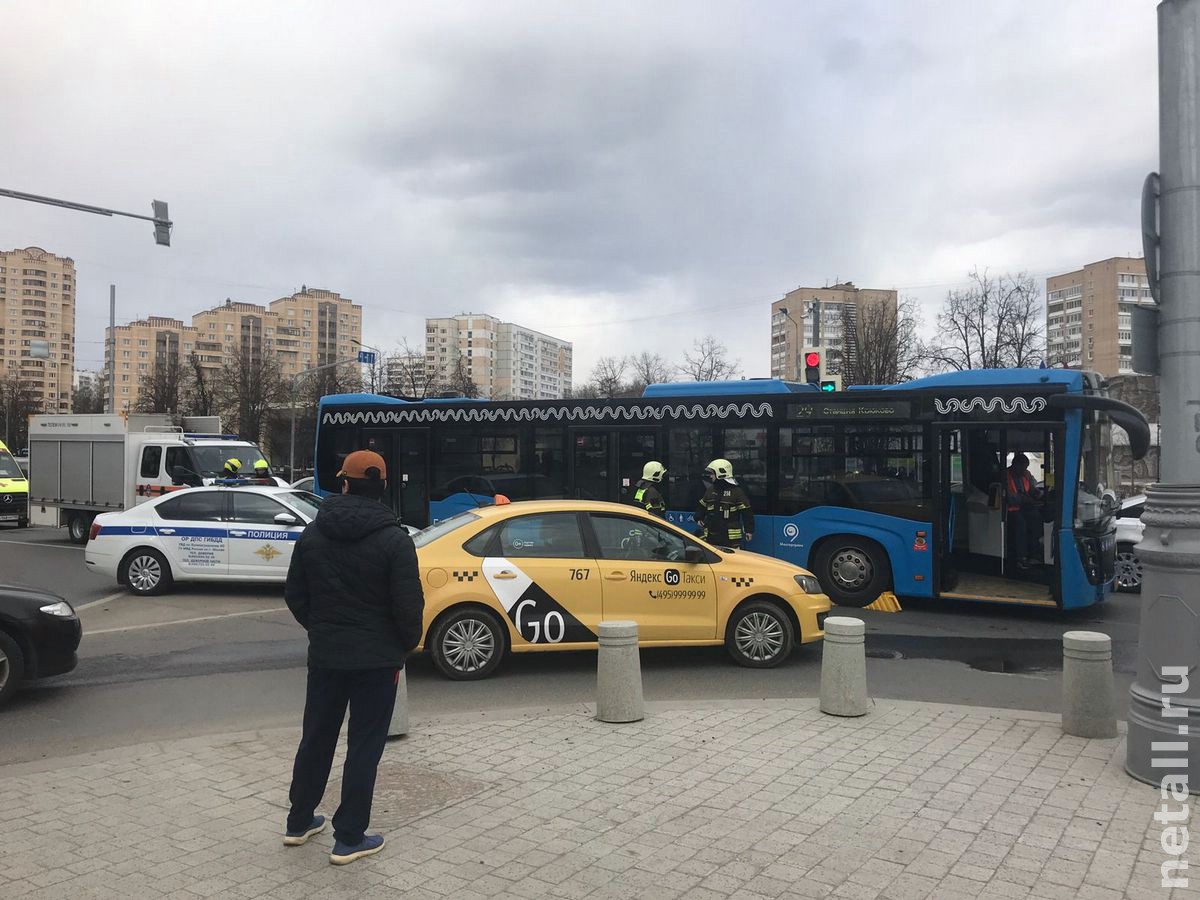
[0,439,29,529]
[131,432,283,500]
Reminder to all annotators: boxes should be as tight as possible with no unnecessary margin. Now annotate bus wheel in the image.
[813,538,890,608]
[430,607,506,680]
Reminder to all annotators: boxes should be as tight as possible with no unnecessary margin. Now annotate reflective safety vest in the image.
[629,480,666,518]
[1006,470,1033,512]
[697,481,754,546]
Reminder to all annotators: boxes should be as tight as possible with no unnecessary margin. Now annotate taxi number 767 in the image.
[569,568,590,580]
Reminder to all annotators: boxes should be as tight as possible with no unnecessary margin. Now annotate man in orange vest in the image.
[1006,453,1044,570]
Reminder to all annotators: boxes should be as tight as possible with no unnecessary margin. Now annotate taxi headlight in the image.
[794,574,822,594]
[39,601,76,618]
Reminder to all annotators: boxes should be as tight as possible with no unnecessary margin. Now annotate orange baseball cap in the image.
[337,449,387,481]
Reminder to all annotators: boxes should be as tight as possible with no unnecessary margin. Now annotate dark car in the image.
[0,584,81,707]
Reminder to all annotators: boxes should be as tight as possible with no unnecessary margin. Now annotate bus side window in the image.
[668,426,713,511]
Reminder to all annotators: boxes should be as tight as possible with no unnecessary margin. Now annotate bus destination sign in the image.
[788,400,912,420]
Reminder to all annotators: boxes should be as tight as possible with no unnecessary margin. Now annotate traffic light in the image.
[820,379,837,392]
[152,200,171,246]
[803,349,821,385]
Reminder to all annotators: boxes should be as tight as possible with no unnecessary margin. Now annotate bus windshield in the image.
[1076,414,1117,529]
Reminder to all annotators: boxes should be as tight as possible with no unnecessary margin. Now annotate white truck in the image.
[28,413,279,543]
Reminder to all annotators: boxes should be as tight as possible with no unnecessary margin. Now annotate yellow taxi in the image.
[0,440,29,529]
[413,500,831,679]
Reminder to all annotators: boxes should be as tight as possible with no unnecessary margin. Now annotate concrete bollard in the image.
[596,620,644,723]
[1062,631,1117,738]
[820,616,869,717]
[387,667,408,739]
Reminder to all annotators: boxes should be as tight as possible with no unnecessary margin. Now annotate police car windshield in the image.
[283,491,322,520]
[413,511,481,548]
[0,451,22,479]
[190,445,268,477]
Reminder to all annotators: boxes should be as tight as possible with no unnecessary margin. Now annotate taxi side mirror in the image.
[274,512,299,526]
[684,546,704,564]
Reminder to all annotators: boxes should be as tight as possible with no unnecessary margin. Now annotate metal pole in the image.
[108,285,116,414]
[1126,0,1200,790]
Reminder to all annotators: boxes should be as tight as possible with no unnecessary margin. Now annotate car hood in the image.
[713,547,817,579]
[0,582,68,606]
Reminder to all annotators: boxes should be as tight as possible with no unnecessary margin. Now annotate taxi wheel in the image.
[120,548,173,596]
[430,607,506,680]
[0,630,24,707]
[812,538,890,608]
[725,600,794,668]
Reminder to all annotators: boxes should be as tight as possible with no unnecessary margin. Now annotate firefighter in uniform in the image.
[695,458,754,548]
[251,459,278,485]
[628,461,667,518]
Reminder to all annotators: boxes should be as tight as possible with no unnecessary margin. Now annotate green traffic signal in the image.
[820,381,836,392]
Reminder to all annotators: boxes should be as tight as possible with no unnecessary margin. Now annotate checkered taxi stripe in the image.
[453,570,480,582]
[730,576,755,587]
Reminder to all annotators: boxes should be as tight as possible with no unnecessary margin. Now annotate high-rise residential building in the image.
[0,247,76,413]
[1046,257,1152,376]
[106,288,362,413]
[385,350,430,397]
[769,283,897,381]
[424,314,573,400]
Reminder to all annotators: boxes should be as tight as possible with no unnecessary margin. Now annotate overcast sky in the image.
[0,1,1157,380]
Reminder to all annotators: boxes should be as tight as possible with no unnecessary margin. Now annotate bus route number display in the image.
[788,401,912,420]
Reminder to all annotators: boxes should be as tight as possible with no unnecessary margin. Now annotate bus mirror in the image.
[684,546,704,564]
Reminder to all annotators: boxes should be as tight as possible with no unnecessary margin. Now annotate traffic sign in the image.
[358,350,376,365]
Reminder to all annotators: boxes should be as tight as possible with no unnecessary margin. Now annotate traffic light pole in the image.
[1126,0,1200,791]
[0,189,172,246]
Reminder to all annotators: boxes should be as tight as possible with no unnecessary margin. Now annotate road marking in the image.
[75,591,129,612]
[85,606,292,636]
[0,539,80,551]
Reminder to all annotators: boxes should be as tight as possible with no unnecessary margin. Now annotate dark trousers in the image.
[287,666,398,845]
[1009,506,1042,563]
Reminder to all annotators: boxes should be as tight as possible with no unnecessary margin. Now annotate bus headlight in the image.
[794,574,822,594]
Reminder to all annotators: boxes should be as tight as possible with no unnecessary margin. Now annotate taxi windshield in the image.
[190,445,268,477]
[0,450,23,479]
[413,511,481,548]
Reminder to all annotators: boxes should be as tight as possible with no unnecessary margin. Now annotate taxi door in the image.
[226,492,305,578]
[587,511,717,640]
[153,490,230,576]
[479,512,602,646]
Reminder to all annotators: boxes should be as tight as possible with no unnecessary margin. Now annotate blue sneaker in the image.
[329,833,385,865]
[283,815,326,846]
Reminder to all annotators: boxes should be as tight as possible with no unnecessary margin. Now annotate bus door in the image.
[569,429,659,503]
[364,428,430,529]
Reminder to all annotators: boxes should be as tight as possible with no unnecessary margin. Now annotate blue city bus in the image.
[313,369,1149,609]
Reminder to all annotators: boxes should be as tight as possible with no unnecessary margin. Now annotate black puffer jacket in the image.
[285,494,425,669]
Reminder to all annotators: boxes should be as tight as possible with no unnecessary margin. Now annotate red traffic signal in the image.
[804,351,821,368]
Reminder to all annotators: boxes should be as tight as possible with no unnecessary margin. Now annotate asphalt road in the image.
[0,525,1145,766]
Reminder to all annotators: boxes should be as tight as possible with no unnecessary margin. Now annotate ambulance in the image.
[0,439,29,529]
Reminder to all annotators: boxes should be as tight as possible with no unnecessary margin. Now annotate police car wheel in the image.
[0,630,24,708]
[725,600,794,668]
[431,607,505,681]
[121,549,173,596]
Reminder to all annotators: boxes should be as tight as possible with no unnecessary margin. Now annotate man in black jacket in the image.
[283,449,424,866]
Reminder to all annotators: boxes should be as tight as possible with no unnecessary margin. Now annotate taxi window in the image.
[590,514,691,562]
[497,513,585,559]
[230,493,291,524]
[156,491,225,522]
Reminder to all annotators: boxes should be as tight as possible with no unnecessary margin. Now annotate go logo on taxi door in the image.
[481,557,596,646]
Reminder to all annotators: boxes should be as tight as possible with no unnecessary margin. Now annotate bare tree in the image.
[135,356,185,414]
[590,356,629,398]
[924,270,1045,371]
[679,336,741,382]
[217,345,285,443]
[625,351,674,393]
[0,375,42,449]
[386,339,440,399]
[445,357,480,398]
[183,352,218,418]
[72,381,105,414]
[839,296,924,386]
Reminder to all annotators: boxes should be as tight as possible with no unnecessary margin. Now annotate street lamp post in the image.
[777,306,804,380]
[1126,0,1200,790]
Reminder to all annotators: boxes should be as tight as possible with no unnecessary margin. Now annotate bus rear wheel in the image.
[813,538,890,608]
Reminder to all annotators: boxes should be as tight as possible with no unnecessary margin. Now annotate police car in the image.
[84,485,322,595]
[414,499,831,679]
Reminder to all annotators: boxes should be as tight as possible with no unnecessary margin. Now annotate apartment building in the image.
[425,314,573,399]
[106,288,362,412]
[0,247,76,412]
[1046,257,1152,376]
[769,282,897,380]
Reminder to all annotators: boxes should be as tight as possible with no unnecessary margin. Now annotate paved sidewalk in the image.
[0,699,1187,899]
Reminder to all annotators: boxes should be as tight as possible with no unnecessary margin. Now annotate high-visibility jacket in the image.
[1007,469,1034,512]
[696,480,754,546]
[628,480,666,518]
